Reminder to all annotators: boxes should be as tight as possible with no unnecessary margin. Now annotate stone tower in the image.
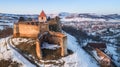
[38,10,47,22]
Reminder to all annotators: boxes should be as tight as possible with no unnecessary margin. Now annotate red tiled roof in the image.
[87,43,106,49]
[39,10,46,17]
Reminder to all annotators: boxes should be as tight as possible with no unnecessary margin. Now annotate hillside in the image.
[1,13,120,67]
[0,33,99,67]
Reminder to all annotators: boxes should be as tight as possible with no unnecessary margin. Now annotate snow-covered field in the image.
[0,34,99,67]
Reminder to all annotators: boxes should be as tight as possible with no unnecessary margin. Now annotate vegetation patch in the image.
[0,59,22,67]
[0,28,13,38]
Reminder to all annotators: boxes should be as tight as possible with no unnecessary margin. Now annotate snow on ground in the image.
[41,42,60,50]
[0,34,99,67]
[107,44,120,66]
[0,37,36,67]
[12,38,30,45]
[43,33,99,67]
[61,17,105,22]
[0,26,4,30]
[0,22,13,26]
[61,34,99,67]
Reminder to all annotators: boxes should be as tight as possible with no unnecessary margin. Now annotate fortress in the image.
[13,11,68,59]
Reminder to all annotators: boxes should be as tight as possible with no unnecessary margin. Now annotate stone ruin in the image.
[13,10,68,59]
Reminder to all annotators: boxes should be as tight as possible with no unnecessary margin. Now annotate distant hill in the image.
[1,12,120,21]
[59,12,120,20]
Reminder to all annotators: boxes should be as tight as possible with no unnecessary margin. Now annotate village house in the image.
[13,10,68,59]
[86,43,106,51]
[84,43,112,66]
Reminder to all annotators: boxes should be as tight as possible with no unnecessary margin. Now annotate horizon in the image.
[0,12,120,15]
[0,0,120,14]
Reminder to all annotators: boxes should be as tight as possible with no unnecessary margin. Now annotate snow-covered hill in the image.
[1,12,120,67]
[0,37,36,67]
[0,34,99,67]
[59,12,120,22]
[61,17,106,22]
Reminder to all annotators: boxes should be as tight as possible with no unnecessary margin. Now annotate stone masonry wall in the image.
[13,23,39,38]
[13,22,49,38]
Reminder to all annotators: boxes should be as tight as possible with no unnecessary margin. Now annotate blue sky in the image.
[0,0,120,14]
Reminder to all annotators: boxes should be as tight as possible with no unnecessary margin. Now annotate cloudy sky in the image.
[0,0,120,14]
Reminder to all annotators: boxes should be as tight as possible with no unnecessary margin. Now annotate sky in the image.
[0,0,120,14]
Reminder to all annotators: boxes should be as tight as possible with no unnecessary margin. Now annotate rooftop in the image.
[39,10,46,17]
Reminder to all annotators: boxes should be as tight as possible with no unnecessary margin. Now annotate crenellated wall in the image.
[48,32,68,56]
[35,31,68,59]
[13,23,39,38]
[13,22,49,38]
[13,18,67,60]
[47,35,67,56]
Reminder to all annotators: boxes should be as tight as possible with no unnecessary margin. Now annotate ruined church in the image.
[13,11,68,59]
